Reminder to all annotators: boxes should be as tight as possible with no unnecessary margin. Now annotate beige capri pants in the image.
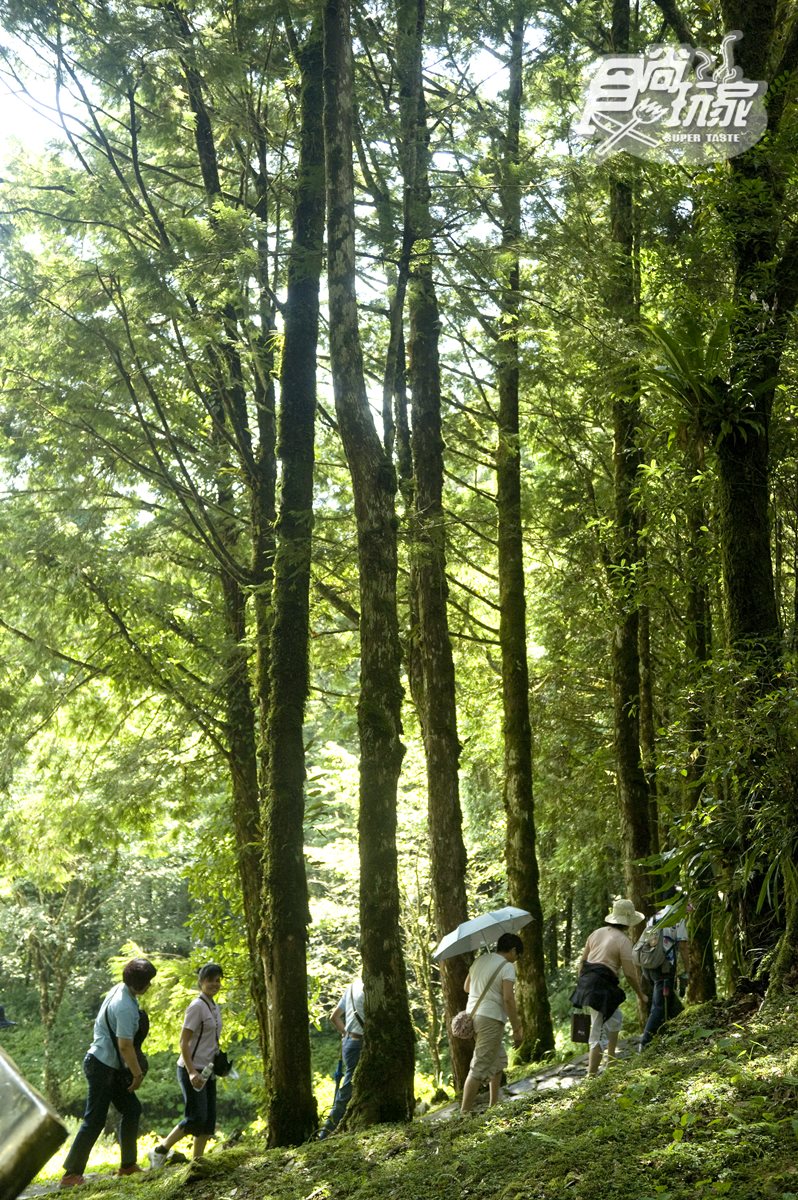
[469,1014,509,1081]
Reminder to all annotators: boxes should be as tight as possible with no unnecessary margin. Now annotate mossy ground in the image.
[34,993,798,1200]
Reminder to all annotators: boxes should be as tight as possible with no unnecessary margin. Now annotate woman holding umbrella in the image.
[460,933,524,1114]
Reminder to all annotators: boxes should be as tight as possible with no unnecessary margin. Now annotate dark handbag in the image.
[105,993,149,1080]
[570,1010,591,1043]
[213,1049,232,1077]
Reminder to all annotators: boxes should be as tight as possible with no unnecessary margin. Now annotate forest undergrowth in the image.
[46,990,798,1200]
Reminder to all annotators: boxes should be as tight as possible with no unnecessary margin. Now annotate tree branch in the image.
[650,0,693,44]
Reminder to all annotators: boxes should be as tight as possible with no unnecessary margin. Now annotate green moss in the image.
[52,994,798,1200]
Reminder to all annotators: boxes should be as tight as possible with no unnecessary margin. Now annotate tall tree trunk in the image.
[544,913,558,976]
[322,0,415,1127]
[655,0,798,986]
[683,454,717,1003]
[495,4,554,1062]
[168,2,272,1072]
[711,2,798,966]
[262,16,325,1147]
[563,893,573,966]
[792,475,798,652]
[637,567,660,859]
[219,563,271,1065]
[396,0,472,1091]
[607,0,654,922]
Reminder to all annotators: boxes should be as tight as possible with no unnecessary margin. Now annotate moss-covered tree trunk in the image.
[495,4,554,1062]
[682,450,717,1003]
[396,0,472,1091]
[169,2,272,1072]
[607,0,654,924]
[711,1,798,968]
[262,15,325,1148]
[651,0,798,976]
[323,0,415,1127]
[219,561,270,1049]
[638,575,660,858]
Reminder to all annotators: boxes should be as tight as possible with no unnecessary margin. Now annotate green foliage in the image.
[26,993,798,1198]
[0,0,797,1145]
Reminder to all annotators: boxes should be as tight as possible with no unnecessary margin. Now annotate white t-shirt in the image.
[178,995,222,1071]
[338,978,365,1035]
[465,953,515,1023]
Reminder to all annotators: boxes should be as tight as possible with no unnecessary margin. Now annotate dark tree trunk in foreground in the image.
[323,0,415,1128]
[711,3,798,967]
[262,16,325,1147]
[607,0,654,923]
[169,10,274,1068]
[168,0,283,1070]
[495,4,554,1062]
[396,0,472,1091]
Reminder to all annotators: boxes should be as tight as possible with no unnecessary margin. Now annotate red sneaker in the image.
[117,1165,143,1176]
[59,1176,85,1188]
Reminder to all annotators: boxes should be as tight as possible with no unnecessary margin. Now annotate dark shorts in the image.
[177,1065,216,1135]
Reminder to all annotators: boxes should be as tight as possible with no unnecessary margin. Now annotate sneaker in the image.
[117,1165,143,1176]
[59,1176,85,1189]
[148,1148,169,1170]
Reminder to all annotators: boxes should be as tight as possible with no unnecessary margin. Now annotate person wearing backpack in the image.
[318,975,365,1137]
[571,898,648,1076]
[637,901,689,1049]
[460,933,524,1114]
[60,958,157,1188]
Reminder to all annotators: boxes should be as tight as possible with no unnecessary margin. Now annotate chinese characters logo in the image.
[575,32,768,162]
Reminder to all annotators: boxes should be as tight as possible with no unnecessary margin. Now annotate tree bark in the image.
[495,4,554,1062]
[683,455,717,1003]
[322,0,415,1127]
[637,570,660,859]
[396,0,472,1091]
[167,1,273,1074]
[607,0,654,923]
[709,3,798,967]
[563,893,573,966]
[262,15,325,1147]
[219,562,271,1068]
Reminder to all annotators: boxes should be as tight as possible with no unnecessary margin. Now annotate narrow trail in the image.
[19,1040,640,1196]
[422,1034,640,1121]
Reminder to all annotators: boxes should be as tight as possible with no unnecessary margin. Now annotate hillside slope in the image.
[57,992,798,1200]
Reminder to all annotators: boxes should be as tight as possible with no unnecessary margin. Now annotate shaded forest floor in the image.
[27,991,798,1200]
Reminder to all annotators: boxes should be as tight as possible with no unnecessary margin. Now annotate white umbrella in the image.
[431,906,532,962]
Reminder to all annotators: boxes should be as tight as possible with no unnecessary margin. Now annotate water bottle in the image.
[200,1064,214,1082]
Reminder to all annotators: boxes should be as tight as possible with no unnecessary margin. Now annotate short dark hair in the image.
[198,962,223,982]
[497,932,523,955]
[122,958,157,990]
